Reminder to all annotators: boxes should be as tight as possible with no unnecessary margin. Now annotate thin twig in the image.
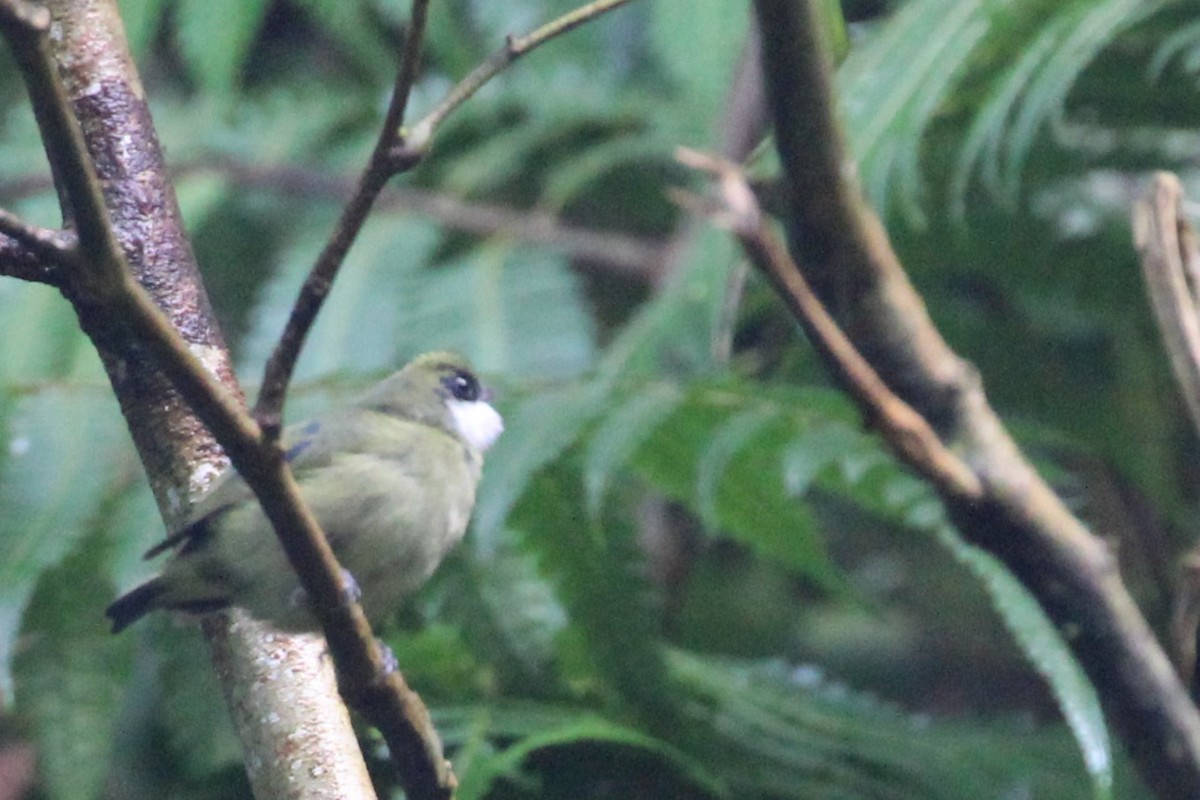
[252,0,435,433]
[254,0,638,432]
[0,162,665,278]
[398,0,637,159]
[676,148,983,500]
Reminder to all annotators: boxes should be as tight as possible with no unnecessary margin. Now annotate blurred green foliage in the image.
[2,0,1199,797]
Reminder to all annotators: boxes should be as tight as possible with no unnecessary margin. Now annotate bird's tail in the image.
[106,579,165,633]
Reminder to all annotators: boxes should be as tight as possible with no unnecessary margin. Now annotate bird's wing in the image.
[142,411,378,559]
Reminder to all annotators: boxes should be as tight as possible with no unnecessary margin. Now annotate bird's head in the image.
[364,351,504,452]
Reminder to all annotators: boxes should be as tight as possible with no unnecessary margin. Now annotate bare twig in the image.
[256,0,638,430]
[252,0,436,434]
[1133,172,1200,440]
[754,0,1200,797]
[0,161,665,278]
[677,148,983,500]
[398,0,637,160]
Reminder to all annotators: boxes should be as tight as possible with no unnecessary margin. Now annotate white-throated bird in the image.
[106,351,503,633]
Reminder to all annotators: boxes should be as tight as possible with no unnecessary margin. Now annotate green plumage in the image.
[106,352,502,633]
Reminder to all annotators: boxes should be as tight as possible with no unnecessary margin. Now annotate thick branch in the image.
[753,0,1200,797]
[0,1,397,798]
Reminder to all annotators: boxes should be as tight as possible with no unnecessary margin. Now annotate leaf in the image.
[441,703,723,800]
[628,381,847,590]
[840,0,994,225]
[431,547,567,689]
[951,0,1166,214]
[934,525,1114,799]
[240,220,595,384]
[510,467,673,723]
[0,386,139,601]
[583,381,683,519]
[471,379,611,555]
[12,526,132,800]
[668,650,1101,800]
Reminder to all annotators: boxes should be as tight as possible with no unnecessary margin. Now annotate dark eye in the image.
[442,370,480,402]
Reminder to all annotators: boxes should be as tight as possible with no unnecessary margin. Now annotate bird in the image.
[106,351,503,633]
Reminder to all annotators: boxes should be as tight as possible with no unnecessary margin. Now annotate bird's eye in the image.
[443,371,481,402]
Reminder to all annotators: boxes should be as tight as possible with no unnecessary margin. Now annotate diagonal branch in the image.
[252,0,434,433]
[675,148,983,501]
[753,0,1200,797]
[255,0,638,432]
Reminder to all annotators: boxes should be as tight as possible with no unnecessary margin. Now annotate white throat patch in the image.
[449,399,504,452]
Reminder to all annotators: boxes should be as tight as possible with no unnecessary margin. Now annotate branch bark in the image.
[752,1,1200,797]
[0,1,380,797]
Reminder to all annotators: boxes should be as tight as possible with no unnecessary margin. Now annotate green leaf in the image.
[431,547,567,689]
[441,703,722,800]
[12,526,132,800]
[934,525,1114,799]
[841,0,994,225]
[668,650,1100,800]
[628,381,846,590]
[510,467,673,722]
[472,380,611,555]
[950,0,1166,215]
[240,220,595,383]
[0,385,138,603]
[583,381,683,519]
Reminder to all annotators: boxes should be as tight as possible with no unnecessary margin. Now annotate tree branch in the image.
[255,0,638,431]
[676,148,984,500]
[0,161,666,279]
[0,210,74,283]
[752,0,1200,797]
[398,0,637,160]
[0,1,450,797]
[252,0,433,432]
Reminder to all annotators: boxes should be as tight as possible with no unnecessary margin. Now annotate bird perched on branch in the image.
[106,351,503,633]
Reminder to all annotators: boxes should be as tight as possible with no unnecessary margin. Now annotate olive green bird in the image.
[106,351,504,633]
